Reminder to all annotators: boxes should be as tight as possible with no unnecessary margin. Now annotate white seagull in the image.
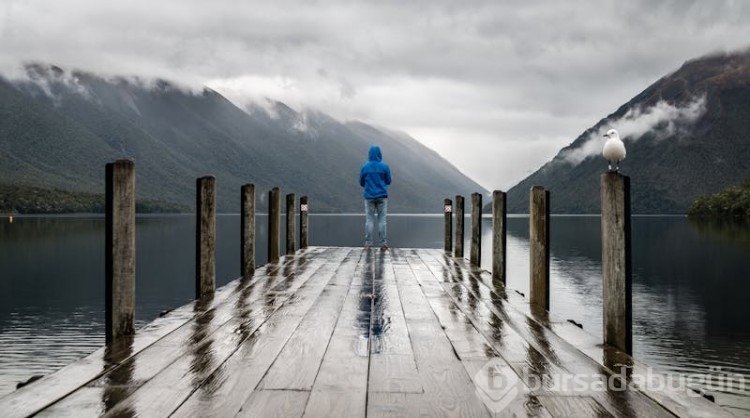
[602,129,626,172]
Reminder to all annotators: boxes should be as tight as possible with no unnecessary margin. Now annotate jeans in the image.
[365,198,387,246]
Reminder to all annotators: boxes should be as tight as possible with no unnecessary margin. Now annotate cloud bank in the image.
[1,0,749,189]
[559,96,708,166]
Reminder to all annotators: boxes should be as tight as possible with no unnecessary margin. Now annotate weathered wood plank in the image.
[0,253,294,418]
[236,390,309,418]
[169,249,354,417]
[83,250,336,417]
[258,252,360,391]
[12,247,729,418]
[393,251,491,417]
[418,250,676,418]
[368,251,422,394]
[303,250,375,418]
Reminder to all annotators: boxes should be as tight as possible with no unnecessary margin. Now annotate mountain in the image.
[505,50,750,214]
[0,64,485,213]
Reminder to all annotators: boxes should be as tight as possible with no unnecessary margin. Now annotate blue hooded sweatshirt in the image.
[359,145,392,199]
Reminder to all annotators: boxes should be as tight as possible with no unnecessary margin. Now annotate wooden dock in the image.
[0,247,729,417]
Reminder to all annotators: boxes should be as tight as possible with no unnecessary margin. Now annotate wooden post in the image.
[529,186,550,310]
[454,195,465,258]
[196,176,216,298]
[470,192,482,266]
[492,190,507,286]
[268,187,281,263]
[286,193,296,255]
[105,160,136,343]
[444,198,452,253]
[300,196,309,249]
[241,184,255,277]
[601,172,632,354]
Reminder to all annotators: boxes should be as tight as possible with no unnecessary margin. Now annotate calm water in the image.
[1,214,749,415]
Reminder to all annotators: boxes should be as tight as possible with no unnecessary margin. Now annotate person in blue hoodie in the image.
[359,145,392,250]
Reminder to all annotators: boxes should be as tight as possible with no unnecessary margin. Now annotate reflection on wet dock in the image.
[0,247,731,417]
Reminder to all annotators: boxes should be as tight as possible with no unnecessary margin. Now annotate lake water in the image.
[1,214,749,415]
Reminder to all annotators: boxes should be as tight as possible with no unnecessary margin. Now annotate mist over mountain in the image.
[0,64,485,213]
[505,50,750,214]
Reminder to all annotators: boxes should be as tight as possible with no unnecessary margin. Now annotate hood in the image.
[368,145,382,162]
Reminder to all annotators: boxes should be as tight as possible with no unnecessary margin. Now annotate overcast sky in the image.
[2,0,749,189]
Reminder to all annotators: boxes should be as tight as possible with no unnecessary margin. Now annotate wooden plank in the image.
[59,249,338,417]
[258,251,359,391]
[169,249,355,417]
[304,390,366,418]
[392,251,491,417]
[0,252,291,418]
[538,395,613,417]
[236,390,309,418]
[417,250,677,418]
[369,251,422,394]
[308,254,371,394]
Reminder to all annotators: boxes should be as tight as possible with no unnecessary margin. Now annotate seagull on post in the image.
[602,129,626,172]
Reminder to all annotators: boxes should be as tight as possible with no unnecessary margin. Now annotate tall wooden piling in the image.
[492,190,507,286]
[196,176,216,298]
[470,193,482,266]
[529,186,550,310]
[601,172,633,354]
[286,193,296,255]
[268,187,281,263]
[444,198,453,253]
[105,160,136,343]
[454,195,465,258]
[300,196,309,249]
[241,184,255,277]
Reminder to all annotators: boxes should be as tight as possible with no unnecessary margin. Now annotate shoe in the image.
[380,244,389,251]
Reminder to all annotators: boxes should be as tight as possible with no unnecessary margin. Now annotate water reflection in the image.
[1,214,749,414]
[189,295,216,395]
[689,218,750,250]
[102,335,136,417]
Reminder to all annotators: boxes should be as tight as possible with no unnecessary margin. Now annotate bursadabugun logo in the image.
[473,358,523,413]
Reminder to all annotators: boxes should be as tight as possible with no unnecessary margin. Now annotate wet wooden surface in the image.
[0,247,731,417]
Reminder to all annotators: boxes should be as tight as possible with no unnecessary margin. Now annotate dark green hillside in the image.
[0,183,188,214]
[688,178,750,219]
[504,50,750,214]
[0,65,485,213]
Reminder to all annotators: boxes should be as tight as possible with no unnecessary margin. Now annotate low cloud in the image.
[559,95,707,166]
